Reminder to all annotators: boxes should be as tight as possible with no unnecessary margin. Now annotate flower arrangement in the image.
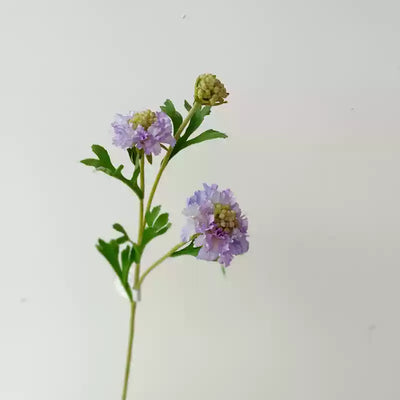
[81,73,249,399]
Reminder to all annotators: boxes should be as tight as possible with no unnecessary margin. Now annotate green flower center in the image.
[214,203,238,233]
[130,110,156,130]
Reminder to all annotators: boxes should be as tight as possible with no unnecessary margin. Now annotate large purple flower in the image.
[111,110,175,155]
[182,184,249,267]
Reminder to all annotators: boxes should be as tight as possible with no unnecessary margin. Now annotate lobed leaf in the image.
[92,145,113,168]
[115,236,129,245]
[81,144,143,199]
[96,239,121,278]
[184,129,227,147]
[170,129,227,160]
[160,99,183,135]
[113,223,128,236]
[153,213,169,231]
[155,222,171,236]
[139,209,171,254]
[121,246,136,285]
[96,238,135,301]
[113,223,131,245]
[80,158,100,167]
[127,147,138,165]
[182,105,211,141]
[170,241,200,258]
[145,205,161,227]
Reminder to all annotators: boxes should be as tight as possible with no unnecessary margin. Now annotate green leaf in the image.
[182,106,211,140]
[81,144,143,199]
[138,206,171,256]
[185,129,227,146]
[141,227,157,248]
[170,129,227,160]
[112,223,131,245]
[184,100,192,111]
[120,246,131,281]
[127,148,139,165]
[116,236,129,245]
[140,211,171,252]
[155,222,172,236]
[131,243,141,264]
[156,222,171,236]
[153,213,169,231]
[170,241,200,257]
[146,154,153,164]
[160,99,183,135]
[168,106,213,160]
[120,246,135,300]
[80,158,100,167]
[96,239,122,279]
[113,223,127,236]
[96,238,135,301]
[145,205,161,227]
[121,246,136,282]
[92,144,112,165]
[131,163,141,190]
[130,246,137,264]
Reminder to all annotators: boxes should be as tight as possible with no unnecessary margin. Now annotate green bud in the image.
[194,74,229,106]
[130,109,157,130]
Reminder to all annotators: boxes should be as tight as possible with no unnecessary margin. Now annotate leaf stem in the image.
[145,101,201,215]
[138,241,188,288]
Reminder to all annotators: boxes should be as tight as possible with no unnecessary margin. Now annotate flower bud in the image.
[194,74,229,106]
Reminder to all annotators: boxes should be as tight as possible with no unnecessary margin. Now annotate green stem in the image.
[145,102,201,215]
[138,241,187,288]
[138,154,145,242]
[122,301,137,400]
[135,154,146,285]
[122,154,145,400]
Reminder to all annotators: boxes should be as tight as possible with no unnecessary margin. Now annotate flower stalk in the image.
[134,153,145,284]
[138,241,187,287]
[122,152,145,400]
[122,301,137,400]
[145,101,201,215]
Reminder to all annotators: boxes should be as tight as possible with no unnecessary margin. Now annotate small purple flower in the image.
[111,110,175,155]
[182,184,249,267]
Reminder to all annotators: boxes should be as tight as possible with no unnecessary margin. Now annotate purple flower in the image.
[111,110,175,155]
[182,184,249,267]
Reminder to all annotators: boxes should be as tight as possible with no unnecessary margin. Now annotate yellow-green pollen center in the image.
[214,203,238,233]
[130,110,156,130]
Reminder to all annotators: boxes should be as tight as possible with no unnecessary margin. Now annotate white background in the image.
[1,0,399,399]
